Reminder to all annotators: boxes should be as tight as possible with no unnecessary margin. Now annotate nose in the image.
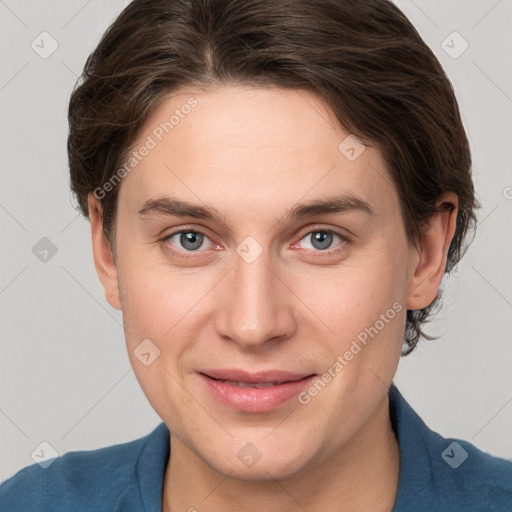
[214,243,296,350]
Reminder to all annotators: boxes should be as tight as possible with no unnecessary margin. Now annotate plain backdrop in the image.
[1,0,511,482]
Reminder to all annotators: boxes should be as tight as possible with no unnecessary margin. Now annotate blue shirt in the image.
[1,384,511,511]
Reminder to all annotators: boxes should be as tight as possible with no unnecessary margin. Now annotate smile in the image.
[199,369,316,413]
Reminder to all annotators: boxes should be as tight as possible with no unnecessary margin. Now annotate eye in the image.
[295,229,346,252]
[165,230,213,252]
[161,227,347,260]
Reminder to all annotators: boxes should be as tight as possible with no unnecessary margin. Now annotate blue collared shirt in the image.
[1,384,511,511]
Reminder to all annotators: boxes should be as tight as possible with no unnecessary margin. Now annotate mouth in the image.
[198,369,316,412]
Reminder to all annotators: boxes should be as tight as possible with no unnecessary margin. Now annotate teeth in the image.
[252,382,277,389]
[223,380,278,388]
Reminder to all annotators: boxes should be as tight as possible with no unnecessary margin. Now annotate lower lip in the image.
[199,374,316,412]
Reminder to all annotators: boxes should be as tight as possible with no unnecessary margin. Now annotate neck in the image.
[162,393,400,512]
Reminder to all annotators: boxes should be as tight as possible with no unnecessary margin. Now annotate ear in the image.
[406,191,458,310]
[88,194,121,310]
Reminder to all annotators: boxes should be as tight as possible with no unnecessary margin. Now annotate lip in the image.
[199,369,316,413]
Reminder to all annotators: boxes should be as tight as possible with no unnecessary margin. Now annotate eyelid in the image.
[295,224,350,240]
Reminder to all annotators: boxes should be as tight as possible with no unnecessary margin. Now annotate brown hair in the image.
[67,0,479,355]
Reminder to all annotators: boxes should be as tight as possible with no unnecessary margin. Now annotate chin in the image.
[220,459,308,482]
[205,442,315,482]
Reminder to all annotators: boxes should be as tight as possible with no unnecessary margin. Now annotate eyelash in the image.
[159,226,349,260]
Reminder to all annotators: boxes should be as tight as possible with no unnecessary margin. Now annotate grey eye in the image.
[309,231,334,250]
[299,230,343,251]
[168,231,207,251]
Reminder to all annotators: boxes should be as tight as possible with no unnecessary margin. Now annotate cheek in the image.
[117,266,196,422]
[303,255,405,329]
[292,244,408,369]
[115,259,181,379]
[116,240,187,335]
[117,260,214,372]
[119,276,168,341]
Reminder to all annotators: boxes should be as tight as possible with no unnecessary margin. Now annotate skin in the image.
[88,85,458,512]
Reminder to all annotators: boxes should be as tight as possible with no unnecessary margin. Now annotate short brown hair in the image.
[67,0,479,355]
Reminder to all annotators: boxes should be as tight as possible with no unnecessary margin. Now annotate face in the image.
[90,85,448,480]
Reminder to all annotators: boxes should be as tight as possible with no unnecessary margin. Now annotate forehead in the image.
[118,85,398,223]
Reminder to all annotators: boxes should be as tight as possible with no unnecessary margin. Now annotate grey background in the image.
[1,0,511,482]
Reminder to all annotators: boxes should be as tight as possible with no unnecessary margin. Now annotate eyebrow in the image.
[137,193,375,223]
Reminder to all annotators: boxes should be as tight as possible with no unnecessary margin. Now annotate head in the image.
[68,0,478,480]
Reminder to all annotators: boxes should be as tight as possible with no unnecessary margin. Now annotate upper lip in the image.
[200,369,314,384]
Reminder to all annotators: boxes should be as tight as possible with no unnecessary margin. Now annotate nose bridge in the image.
[216,240,294,348]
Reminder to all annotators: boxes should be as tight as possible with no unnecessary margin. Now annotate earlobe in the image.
[406,191,458,311]
[88,194,121,310]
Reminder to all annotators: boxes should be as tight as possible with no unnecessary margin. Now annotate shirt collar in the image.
[137,422,170,512]
[389,382,438,510]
